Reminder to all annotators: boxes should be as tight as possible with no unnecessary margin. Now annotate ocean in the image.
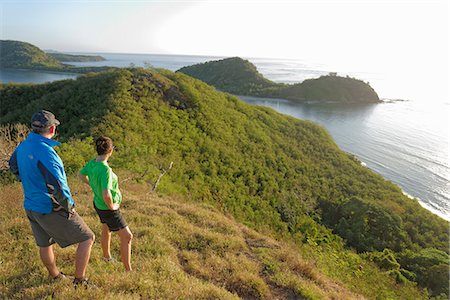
[1,52,448,220]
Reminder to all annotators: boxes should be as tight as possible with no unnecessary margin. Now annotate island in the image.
[47,52,106,62]
[0,40,112,73]
[178,57,381,103]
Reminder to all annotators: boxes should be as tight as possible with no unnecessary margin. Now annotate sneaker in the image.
[73,277,96,289]
[102,256,118,263]
[51,272,67,281]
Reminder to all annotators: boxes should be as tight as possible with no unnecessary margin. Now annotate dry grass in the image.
[0,174,363,299]
[0,123,29,171]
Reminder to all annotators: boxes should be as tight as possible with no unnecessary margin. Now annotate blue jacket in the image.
[9,132,75,213]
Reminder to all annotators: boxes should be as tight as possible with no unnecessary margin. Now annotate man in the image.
[9,110,95,288]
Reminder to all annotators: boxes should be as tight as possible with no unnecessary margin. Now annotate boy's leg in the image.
[101,223,112,259]
[117,226,133,271]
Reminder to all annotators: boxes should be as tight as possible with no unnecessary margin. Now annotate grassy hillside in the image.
[177,57,380,103]
[1,175,427,299]
[1,68,448,298]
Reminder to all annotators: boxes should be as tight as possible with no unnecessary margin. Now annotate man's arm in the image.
[8,149,20,181]
[37,150,74,212]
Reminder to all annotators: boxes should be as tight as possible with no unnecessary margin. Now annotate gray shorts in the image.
[26,209,94,248]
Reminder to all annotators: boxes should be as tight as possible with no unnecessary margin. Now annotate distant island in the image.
[0,40,112,73]
[178,57,381,103]
[47,52,106,62]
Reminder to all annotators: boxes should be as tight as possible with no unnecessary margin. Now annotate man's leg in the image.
[101,223,112,259]
[27,210,60,278]
[117,226,133,271]
[39,245,60,278]
[74,237,94,279]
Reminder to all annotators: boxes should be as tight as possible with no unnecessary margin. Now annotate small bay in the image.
[0,68,77,84]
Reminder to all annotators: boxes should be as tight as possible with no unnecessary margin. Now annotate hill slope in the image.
[2,178,372,299]
[177,57,380,103]
[0,68,448,298]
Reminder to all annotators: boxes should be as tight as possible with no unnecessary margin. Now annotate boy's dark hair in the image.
[95,136,113,155]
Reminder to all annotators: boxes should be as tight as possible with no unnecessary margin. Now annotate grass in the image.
[1,171,430,299]
[0,173,366,300]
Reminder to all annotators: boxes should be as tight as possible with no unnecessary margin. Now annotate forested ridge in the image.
[1,68,448,299]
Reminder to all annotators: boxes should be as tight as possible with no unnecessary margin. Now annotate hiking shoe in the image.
[51,272,67,281]
[73,277,96,289]
[102,256,118,263]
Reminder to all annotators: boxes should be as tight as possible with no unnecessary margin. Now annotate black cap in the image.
[31,110,60,130]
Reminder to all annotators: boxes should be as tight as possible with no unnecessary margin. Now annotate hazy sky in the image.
[1,0,449,85]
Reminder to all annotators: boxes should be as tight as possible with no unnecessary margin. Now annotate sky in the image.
[0,0,449,101]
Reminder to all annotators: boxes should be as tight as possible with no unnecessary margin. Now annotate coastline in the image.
[239,95,449,222]
[402,191,450,222]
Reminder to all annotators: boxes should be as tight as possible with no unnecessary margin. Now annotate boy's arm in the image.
[102,189,119,210]
[78,172,90,185]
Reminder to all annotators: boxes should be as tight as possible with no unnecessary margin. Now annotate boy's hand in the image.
[78,173,90,185]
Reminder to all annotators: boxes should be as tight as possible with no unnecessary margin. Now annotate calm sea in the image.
[1,52,448,220]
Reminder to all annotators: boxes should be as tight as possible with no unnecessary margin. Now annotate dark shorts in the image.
[94,206,127,232]
[26,209,94,248]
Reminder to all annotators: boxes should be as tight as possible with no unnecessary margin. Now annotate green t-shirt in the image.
[80,159,122,210]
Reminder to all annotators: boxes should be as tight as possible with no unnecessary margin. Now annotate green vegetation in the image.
[178,57,280,95]
[0,68,448,298]
[277,75,380,103]
[47,52,105,62]
[178,57,381,103]
[0,40,112,74]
